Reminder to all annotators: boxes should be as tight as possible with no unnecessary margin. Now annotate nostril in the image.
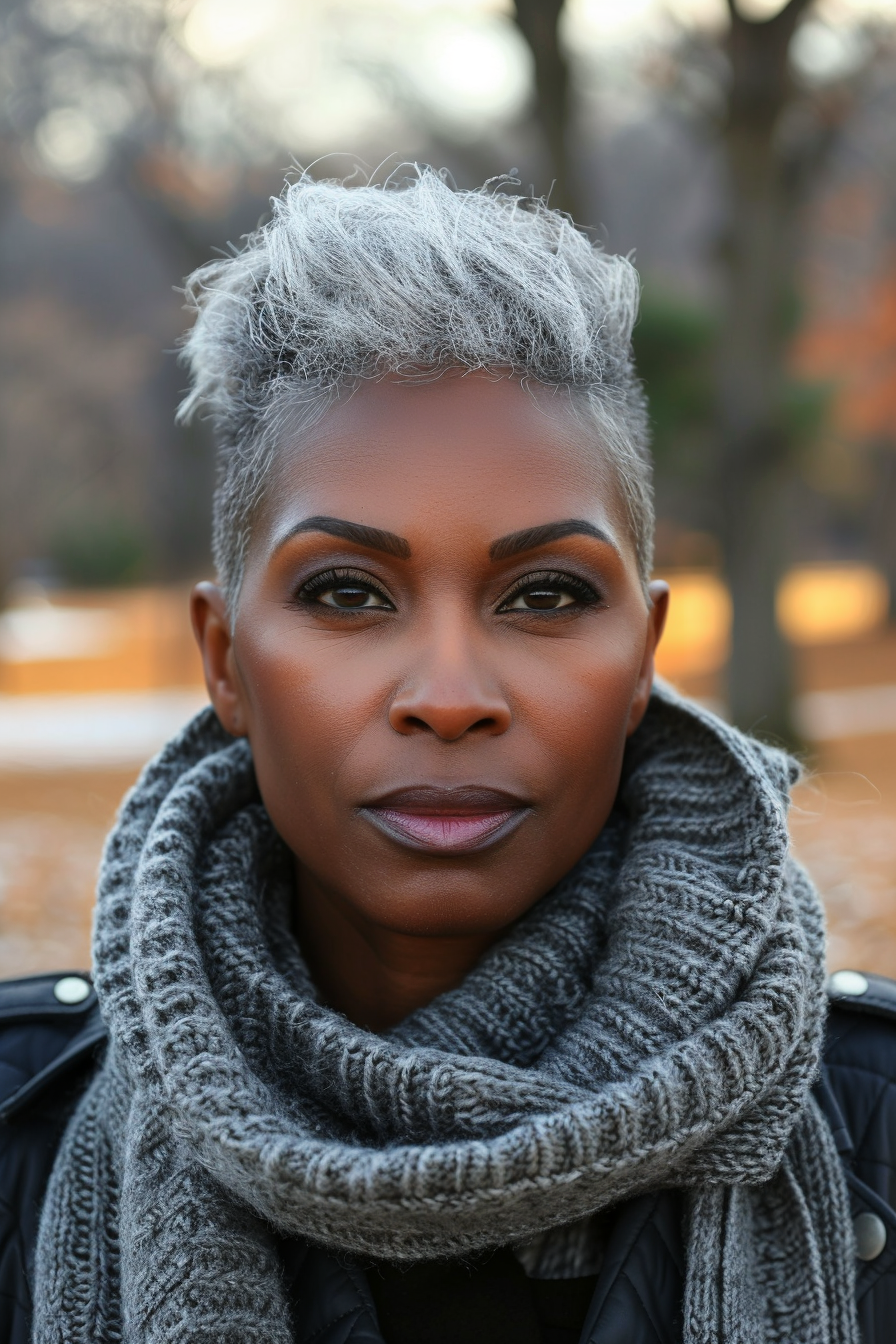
[393,711,501,739]
[388,684,512,739]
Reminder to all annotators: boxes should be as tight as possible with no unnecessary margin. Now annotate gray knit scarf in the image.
[33,684,858,1344]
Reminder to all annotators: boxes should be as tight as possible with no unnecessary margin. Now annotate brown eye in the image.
[318,585,390,609]
[507,588,576,611]
[297,569,394,611]
[498,572,598,613]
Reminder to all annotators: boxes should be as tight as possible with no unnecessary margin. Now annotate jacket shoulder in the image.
[823,970,896,1146]
[0,971,106,1123]
[827,969,896,1022]
[823,969,896,1140]
[821,972,896,1344]
[0,974,106,1344]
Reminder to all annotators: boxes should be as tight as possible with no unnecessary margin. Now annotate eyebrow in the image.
[489,519,618,561]
[277,515,411,559]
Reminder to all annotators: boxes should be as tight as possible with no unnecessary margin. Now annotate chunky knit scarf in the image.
[34,685,858,1344]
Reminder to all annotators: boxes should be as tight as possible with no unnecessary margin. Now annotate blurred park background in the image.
[0,0,894,977]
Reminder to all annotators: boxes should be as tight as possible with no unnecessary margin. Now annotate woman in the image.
[1,169,894,1344]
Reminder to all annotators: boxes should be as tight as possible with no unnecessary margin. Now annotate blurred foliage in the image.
[49,512,147,587]
[633,286,842,548]
[632,291,715,470]
[783,378,835,452]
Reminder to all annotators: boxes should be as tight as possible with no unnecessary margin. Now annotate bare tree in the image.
[512,0,851,739]
[716,0,816,738]
[512,0,580,218]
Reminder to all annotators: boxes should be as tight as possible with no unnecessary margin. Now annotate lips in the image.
[361,786,530,854]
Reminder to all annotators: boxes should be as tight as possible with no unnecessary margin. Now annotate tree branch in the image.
[726,0,815,29]
[725,0,816,133]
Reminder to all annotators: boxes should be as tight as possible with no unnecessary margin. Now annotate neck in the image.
[293,864,497,1032]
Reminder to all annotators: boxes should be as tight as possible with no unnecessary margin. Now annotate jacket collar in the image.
[0,972,106,1122]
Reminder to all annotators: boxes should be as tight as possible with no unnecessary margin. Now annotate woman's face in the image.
[194,374,667,945]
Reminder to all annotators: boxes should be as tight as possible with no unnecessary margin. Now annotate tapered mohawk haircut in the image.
[178,166,653,606]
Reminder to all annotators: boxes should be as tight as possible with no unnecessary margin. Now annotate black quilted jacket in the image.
[1,970,895,1344]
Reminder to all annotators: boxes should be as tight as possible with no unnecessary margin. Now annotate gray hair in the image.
[178,167,654,608]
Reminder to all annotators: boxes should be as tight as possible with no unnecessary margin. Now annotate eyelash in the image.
[295,568,393,608]
[497,571,601,613]
[293,567,601,614]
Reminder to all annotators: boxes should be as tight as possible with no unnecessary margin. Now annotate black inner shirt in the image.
[366,1248,597,1344]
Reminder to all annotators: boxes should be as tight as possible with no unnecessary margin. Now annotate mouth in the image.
[360,785,531,855]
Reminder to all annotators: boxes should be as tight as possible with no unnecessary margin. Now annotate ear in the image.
[626,580,669,737]
[190,582,249,737]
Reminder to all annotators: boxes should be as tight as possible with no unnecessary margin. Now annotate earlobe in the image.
[646,581,670,654]
[190,582,248,738]
[625,581,670,737]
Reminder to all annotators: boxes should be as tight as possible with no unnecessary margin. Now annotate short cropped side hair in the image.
[178,167,654,608]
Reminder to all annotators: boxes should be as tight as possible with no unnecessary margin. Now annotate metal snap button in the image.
[53,975,91,1006]
[829,970,869,998]
[854,1212,887,1262]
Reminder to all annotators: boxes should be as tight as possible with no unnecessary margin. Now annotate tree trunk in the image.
[716,0,814,740]
[512,0,581,219]
[869,442,896,622]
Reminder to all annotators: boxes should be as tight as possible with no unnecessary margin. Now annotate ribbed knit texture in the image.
[33,684,858,1343]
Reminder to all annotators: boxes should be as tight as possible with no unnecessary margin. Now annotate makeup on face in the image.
[193,374,667,1029]
[360,786,531,854]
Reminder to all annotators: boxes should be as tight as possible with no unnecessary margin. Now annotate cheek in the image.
[511,621,644,769]
[232,619,392,807]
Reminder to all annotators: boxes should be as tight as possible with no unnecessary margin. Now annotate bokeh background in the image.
[0,0,894,977]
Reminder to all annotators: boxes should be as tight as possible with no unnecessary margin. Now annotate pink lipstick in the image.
[361,786,529,855]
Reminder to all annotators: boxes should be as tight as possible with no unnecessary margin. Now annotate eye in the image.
[498,571,599,613]
[297,568,394,611]
[319,586,390,610]
[503,587,577,611]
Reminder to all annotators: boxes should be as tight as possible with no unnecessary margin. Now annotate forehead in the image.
[262,374,631,555]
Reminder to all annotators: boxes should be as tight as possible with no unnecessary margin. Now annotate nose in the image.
[388,630,512,741]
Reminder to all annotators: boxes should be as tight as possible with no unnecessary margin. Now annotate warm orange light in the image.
[0,587,204,695]
[654,571,732,680]
[776,565,889,646]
